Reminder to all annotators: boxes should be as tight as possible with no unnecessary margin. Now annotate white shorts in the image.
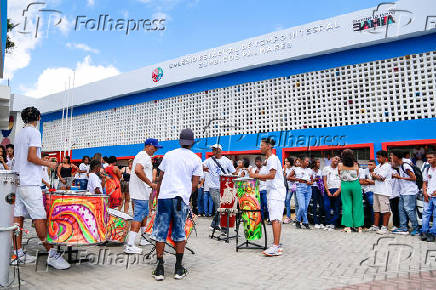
[14,186,47,220]
[268,199,284,221]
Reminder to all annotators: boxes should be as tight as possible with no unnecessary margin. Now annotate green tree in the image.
[6,18,15,53]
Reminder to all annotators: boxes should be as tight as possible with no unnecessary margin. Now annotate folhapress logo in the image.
[152,67,163,82]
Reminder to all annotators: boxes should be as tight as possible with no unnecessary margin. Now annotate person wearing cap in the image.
[124,138,162,254]
[249,137,286,256]
[203,143,237,234]
[152,128,203,281]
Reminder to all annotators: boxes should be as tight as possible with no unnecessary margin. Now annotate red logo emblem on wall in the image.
[152,67,163,82]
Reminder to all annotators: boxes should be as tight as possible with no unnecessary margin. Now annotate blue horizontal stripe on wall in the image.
[70,118,436,161]
[42,32,436,123]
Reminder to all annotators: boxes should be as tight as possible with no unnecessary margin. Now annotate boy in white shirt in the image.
[370,150,392,235]
[250,138,286,256]
[421,151,436,242]
[12,107,70,269]
[391,151,419,236]
[87,160,105,194]
[153,129,202,281]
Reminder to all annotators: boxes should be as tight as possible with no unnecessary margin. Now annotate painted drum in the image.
[234,177,262,241]
[219,174,238,228]
[106,208,132,243]
[45,191,108,246]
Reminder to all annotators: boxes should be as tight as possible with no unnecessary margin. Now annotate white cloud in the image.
[152,12,171,22]
[3,0,71,81]
[87,0,95,6]
[22,56,120,98]
[66,42,100,54]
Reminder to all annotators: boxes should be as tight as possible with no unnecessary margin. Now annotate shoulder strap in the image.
[211,156,228,174]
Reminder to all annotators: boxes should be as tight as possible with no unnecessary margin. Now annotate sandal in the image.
[342,227,352,233]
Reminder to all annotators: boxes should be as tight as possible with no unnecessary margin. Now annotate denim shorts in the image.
[132,199,149,222]
[153,197,188,243]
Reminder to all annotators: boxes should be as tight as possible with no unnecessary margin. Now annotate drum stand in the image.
[210,209,237,243]
[235,209,268,252]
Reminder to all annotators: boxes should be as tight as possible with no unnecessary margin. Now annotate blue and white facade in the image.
[17,0,436,162]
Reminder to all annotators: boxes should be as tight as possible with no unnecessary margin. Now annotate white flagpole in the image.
[64,77,70,156]
[60,83,66,155]
[68,71,75,155]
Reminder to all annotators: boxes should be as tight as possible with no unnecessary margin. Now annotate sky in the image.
[5,0,385,99]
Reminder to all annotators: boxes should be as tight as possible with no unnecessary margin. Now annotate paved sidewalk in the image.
[8,218,436,289]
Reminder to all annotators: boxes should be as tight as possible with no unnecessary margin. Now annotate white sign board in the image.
[21,0,436,114]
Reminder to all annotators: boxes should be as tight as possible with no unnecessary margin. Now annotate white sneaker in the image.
[314,224,320,229]
[368,225,379,231]
[10,252,37,265]
[376,226,388,235]
[124,244,143,254]
[263,245,281,257]
[319,224,325,229]
[47,252,71,270]
[139,238,151,246]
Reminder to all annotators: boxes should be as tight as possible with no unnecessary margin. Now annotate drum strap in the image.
[211,157,228,174]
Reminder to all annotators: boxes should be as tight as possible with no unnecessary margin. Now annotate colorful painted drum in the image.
[219,174,238,228]
[106,208,132,243]
[234,178,262,240]
[45,191,108,245]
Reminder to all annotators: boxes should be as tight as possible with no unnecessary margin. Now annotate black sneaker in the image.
[295,221,301,229]
[152,264,165,281]
[174,266,187,280]
[303,223,311,230]
[421,232,428,241]
[427,234,435,242]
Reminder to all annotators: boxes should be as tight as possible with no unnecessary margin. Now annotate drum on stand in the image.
[106,208,132,243]
[0,171,18,286]
[45,191,108,246]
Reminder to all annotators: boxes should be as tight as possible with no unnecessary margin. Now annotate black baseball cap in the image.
[179,128,195,146]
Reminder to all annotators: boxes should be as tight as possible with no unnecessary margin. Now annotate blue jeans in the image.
[324,188,340,226]
[311,186,324,225]
[363,191,374,226]
[76,179,88,190]
[285,190,294,218]
[154,197,188,243]
[260,190,269,220]
[132,199,149,222]
[296,183,312,224]
[197,187,204,214]
[203,190,213,216]
[422,198,436,235]
[399,195,418,230]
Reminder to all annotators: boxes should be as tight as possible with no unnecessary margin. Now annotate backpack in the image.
[401,162,423,190]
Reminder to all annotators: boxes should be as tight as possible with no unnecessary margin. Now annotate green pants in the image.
[341,180,364,227]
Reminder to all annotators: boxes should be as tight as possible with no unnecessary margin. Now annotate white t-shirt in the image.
[399,162,418,195]
[129,151,153,200]
[294,167,313,183]
[322,166,341,189]
[284,167,294,188]
[373,162,393,197]
[391,167,401,198]
[203,170,211,192]
[203,156,236,189]
[87,172,102,194]
[158,148,203,205]
[6,156,14,170]
[323,158,331,167]
[41,166,50,186]
[251,166,268,191]
[14,126,42,186]
[359,168,375,193]
[423,167,436,196]
[77,163,90,180]
[265,154,286,201]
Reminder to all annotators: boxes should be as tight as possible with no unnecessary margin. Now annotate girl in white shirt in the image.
[283,157,296,224]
